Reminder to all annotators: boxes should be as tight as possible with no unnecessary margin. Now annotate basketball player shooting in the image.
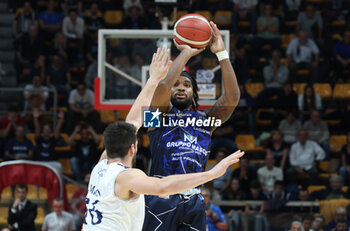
[83,48,244,231]
[142,22,240,231]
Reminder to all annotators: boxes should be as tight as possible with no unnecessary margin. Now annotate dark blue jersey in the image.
[148,107,211,177]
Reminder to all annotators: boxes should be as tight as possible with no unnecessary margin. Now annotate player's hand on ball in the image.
[210,150,245,178]
[173,39,205,57]
[149,47,172,81]
[209,21,225,54]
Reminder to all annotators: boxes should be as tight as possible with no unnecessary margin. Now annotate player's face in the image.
[170,76,193,111]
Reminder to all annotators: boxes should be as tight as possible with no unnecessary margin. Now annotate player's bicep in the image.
[206,96,235,127]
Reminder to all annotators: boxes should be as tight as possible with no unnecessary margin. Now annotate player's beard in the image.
[171,96,192,111]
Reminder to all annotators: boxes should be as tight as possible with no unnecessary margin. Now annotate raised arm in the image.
[54,111,65,139]
[150,41,204,112]
[117,150,244,196]
[206,22,240,130]
[126,47,172,130]
[33,109,41,139]
[99,48,173,162]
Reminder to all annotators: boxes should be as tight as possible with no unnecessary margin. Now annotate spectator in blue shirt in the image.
[202,188,228,231]
[39,0,62,41]
[4,125,34,160]
[333,30,350,83]
[33,109,64,162]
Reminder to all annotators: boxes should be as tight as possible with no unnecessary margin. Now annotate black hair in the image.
[53,197,63,202]
[104,122,137,159]
[180,71,199,110]
[18,184,28,192]
[336,219,348,224]
[275,181,284,187]
[302,214,314,221]
[8,106,19,113]
[250,180,261,189]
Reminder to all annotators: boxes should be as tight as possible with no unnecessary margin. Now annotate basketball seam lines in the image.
[176,26,212,36]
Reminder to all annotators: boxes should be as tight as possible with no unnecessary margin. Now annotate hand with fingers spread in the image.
[209,21,225,54]
[173,39,205,57]
[209,150,245,178]
[149,47,173,81]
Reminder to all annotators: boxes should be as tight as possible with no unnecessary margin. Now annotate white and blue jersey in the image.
[83,160,145,231]
[149,107,211,177]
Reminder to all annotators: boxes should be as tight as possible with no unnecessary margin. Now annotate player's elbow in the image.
[225,93,240,107]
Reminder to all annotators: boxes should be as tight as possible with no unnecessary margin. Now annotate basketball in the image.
[174,14,212,49]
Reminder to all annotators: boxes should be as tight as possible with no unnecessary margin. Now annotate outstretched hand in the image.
[149,47,172,81]
[209,150,245,178]
[208,21,225,54]
[173,39,205,57]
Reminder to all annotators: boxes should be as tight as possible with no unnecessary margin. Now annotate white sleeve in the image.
[298,95,303,111]
[277,168,284,181]
[286,39,296,55]
[315,94,322,110]
[313,142,325,161]
[309,39,320,54]
[62,17,76,39]
[77,18,84,37]
[289,144,298,166]
[68,90,75,105]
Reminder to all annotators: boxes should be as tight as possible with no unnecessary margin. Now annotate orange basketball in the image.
[174,13,212,49]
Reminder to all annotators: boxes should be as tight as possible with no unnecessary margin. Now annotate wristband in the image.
[215,50,229,61]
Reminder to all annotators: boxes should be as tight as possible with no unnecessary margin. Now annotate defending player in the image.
[142,22,240,231]
[82,48,245,231]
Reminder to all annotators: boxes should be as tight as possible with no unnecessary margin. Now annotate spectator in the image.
[67,83,100,132]
[70,174,89,231]
[298,85,322,122]
[277,83,298,115]
[311,214,325,231]
[303,214,314,231]
[39,0,62,41]
[14,24,43,82]
[232,157,257,194]
[33,109,64,171]
[18,55,45,85]
[1,107,25,139]
[257,50,289,108]
[12,1,37,39]
[325,207,350,231]
[258,154,284,194]
[24,75,49,112]
[286,30,320,83]
[268,181,291,200]
[246,181,269,231]
[4,125,34,161]
[231,43,250,83]
[208,149,233,196]
[279,111,301,145]
[333,30,350,83]
[290,221,304,231]
[50,32,68,60]
[84,61,97,89]
[266,130,289,169]
[84,3,105,33]
[333,219,349,231]
[309,175,348,200]
[135,134,151,173]
[231,0,258,34]
[223,178,245,231]
[303,110,330,158]
[42,198,75,231]
[234,84,255,134]
[297,4,323,41]
[293,189,312,213]
[202,188,228,231]
[123,0,143,16]
[121,6,148,29]
[339,132,350,184]
[254,4,281,51]
[223,178,246,200]
[62,9,84,39]
[286,129,325,185]
[211,114,237,153]
[7,184,37,231]
[68,124,101,181]
[285,0,301,19]
[46,54,71,105]
[84,31,98,64]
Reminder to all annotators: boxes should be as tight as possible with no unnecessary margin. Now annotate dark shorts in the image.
[142,194,206,231]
